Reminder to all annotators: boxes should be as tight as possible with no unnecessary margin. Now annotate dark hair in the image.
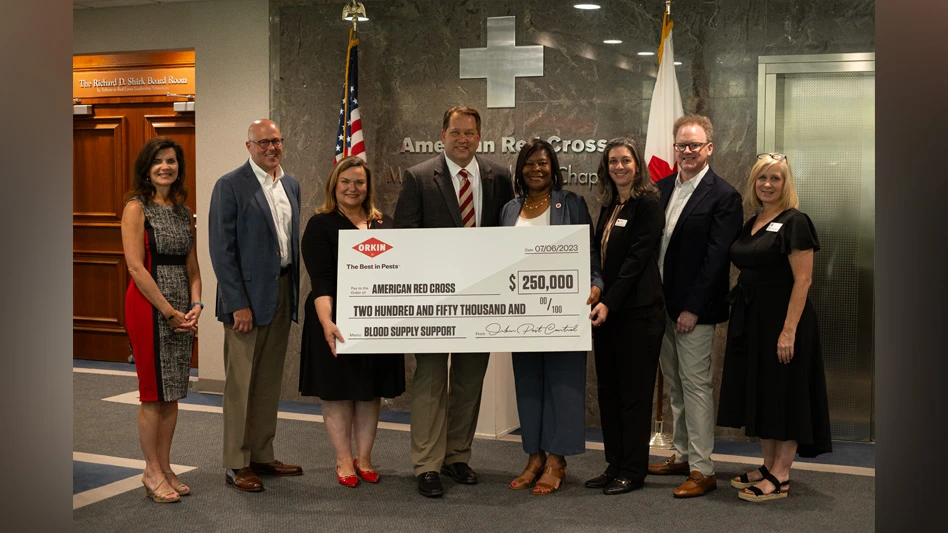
[317,156,383,220]
[513,138,563,197]
[596,137,657,204]
[442,105,482,134]
[128,137,187,208]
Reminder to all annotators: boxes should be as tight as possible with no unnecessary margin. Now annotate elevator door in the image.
[757,53,875,441]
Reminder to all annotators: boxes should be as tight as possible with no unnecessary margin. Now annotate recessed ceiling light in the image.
[603,39,622,44]
[637,51,656,56]
[574,4,601,10]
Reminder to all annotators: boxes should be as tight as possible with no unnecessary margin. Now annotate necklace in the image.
[523,194,551,211]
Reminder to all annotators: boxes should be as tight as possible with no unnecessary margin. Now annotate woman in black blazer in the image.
[585,137,666,495]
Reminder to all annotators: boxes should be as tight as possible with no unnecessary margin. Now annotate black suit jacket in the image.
[595,193,665,312]
[393,154,513,228]
[656,168,743,324]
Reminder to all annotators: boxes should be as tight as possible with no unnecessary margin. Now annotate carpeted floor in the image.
[73,369,874,532]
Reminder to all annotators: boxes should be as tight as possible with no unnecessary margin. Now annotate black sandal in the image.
[738,471,789,502]
[731,465,770,489]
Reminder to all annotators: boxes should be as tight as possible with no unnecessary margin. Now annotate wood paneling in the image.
[74,51,197,366]
[73,255,125,330]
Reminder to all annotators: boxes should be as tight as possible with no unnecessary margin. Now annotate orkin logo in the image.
[354,237,392,258]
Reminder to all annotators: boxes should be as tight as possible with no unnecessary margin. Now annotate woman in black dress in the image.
[717,153,832,502]
[585,138,666,495]
[299,156,405,487]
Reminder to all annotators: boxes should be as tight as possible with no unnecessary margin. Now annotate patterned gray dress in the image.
[124,197,194,402]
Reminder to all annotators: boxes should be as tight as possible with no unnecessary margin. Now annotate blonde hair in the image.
[745,155,799,210]
[317,156,383,220]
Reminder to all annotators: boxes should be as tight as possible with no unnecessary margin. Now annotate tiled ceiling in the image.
[74,0,207,9]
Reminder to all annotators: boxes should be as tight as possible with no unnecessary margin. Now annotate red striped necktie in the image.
[458,169,476,227]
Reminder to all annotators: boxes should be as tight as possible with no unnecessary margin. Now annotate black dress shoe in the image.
[440,462,478,485]
[584,472,617,489]
[603,477,644,495]
[416,471,444,498]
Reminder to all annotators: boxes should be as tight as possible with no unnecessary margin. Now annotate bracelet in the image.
[165,310,176,321]
[191,301,204,310]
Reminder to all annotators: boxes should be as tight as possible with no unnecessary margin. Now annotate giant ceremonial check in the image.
[335,225,592,354]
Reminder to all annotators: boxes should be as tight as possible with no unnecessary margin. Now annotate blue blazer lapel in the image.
[659,175,675,209]
[672,171,714,240]
[241,162,280,243]
[550,189,568,225]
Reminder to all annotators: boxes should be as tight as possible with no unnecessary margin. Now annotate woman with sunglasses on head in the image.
[499,138,604,495]
[716,153,832,502]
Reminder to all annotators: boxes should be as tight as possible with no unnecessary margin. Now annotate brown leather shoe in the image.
[673,470,717,498]
[226,467,264,492]
[249,459,303,476]
[648,454,690,475]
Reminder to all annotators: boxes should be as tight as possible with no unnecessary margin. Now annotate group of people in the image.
[120,106,831,505]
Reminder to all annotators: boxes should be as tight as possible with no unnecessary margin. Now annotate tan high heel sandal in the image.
[510,460,545,490]
[163,470,191,496]
[532,461,566,495]
[142,477,180,503]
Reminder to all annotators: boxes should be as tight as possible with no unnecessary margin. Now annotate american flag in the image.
[334,27,366,163]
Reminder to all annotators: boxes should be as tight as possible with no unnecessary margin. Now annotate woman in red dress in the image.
[122,137,202,503]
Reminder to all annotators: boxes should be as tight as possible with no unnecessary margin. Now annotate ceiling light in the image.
[603,39,622,44]
[674,61,683,65]
[637,51,656,56]
[574,4,601,10]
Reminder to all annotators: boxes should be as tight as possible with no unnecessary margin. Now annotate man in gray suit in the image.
[394,105,513,498]
[208,119,303,492]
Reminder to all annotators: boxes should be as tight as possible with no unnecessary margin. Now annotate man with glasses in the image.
[209,119,303,492]
[648,114,743,498]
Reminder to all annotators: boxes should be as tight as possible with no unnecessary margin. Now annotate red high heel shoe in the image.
[354,459,380,483]
[336,466,359,488]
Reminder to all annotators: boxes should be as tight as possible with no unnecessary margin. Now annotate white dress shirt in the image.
[444,155,482,227]
[249,157,293,267]
[658,164,711,278]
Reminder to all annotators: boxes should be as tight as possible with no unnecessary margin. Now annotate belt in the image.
[152,254,187,266]
[280,265,291,276]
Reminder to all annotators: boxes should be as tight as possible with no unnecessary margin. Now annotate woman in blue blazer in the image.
[499,138,603,495]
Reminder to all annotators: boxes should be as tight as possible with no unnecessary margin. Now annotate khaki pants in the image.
[221,275,291,469]
[658,316,717,476]
[410,352,489,476]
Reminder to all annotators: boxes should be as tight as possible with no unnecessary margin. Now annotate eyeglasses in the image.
[250,138,284,149]
[523,161,551,169]
[757,152,787,161]
[673,142,710,152]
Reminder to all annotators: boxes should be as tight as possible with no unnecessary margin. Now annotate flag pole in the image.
[650,0,676,450]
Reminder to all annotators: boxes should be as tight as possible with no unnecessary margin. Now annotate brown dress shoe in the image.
[249,460,303,476]
[226,467,264,492]
[648,454,690,475]
[673,470,717,498]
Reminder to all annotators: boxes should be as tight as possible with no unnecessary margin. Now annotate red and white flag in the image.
[644,11,684,181]
[334,27,366,163]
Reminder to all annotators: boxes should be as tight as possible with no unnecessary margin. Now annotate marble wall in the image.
[271,0,874,433]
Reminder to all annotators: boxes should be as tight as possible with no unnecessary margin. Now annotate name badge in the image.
[766,222,783,232]
[615,219,628,227]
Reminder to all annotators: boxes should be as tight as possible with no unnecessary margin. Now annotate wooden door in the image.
[73,51,197,365]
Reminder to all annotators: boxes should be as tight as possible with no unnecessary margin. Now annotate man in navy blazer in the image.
[647,115,743,498]
[208,119,303,492]
[394,105,513,498]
